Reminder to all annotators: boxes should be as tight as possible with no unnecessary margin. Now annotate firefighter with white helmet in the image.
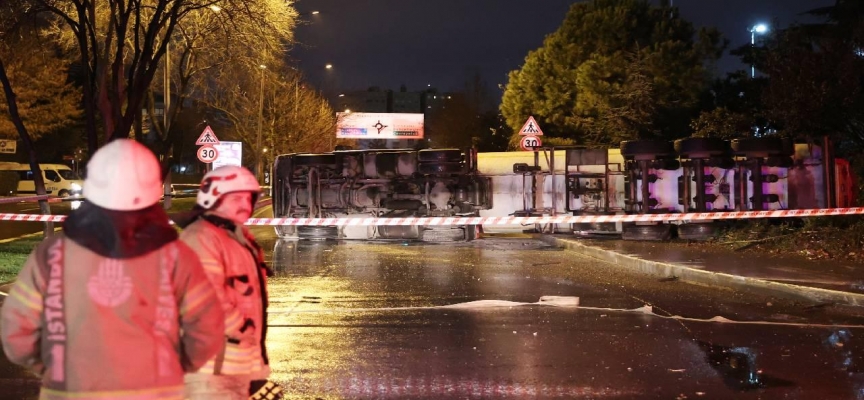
[1,139,225,400]
[179,165,279,399]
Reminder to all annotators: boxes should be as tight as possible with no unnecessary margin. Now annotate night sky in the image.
[292,0,833,101]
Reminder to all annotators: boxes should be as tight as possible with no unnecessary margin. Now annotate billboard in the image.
[212,141,243,169]
[336,112,424,139]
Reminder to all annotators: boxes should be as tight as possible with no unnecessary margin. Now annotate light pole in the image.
[749,23,768,78]
[256,64,267,184]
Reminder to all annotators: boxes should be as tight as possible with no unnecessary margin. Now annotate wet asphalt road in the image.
[3,229,864,399]
[256,233,864,399]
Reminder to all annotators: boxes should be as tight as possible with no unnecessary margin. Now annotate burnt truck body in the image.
[271,148,492,241]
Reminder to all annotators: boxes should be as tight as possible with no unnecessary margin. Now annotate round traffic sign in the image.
[520,135,542,151]
[197,145,219,163]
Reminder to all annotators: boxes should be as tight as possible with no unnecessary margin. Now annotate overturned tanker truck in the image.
[271,148,492,241]
[271,137,856,242]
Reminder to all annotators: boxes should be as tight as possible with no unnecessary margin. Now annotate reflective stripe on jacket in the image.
[180,218,269,378]
[0,235,224,400]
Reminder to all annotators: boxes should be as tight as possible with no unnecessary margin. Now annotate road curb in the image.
[542,235,864,307]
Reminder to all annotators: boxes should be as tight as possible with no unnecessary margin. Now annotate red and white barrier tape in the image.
[3,207,863,226]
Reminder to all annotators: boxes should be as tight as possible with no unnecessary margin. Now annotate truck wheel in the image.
[293,154,337,166]
[418,162,462,175]
[731,137,793,157]
[418,149,462,163]
[677,223,717,241]
[620,140,675,158]
[420,226,467,242]
[275,225,297,239]
[298,226,338,240]
[622,223,671,241]
[674,138,730,158]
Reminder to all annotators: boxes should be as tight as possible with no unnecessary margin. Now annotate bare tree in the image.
[146,0,297,161]
[32,0,295,157]
[201,62,337,166]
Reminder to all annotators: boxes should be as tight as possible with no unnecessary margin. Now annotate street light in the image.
[325,63,333,70]
[311,10,320,15]
[256,64,267,184]
[749,23,769,78]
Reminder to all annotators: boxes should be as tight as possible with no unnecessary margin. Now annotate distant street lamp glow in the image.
[312,11,320,15]
[749,23,769,78]
[325,64,333,69]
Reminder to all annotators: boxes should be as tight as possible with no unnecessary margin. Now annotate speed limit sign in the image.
[197,145,219,163]
[520,135,542,151]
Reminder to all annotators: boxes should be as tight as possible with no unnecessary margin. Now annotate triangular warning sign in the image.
[195,125,220,145]
[519,116,544,136]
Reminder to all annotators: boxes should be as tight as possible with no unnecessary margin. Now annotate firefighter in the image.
[0,139,225,400]
[178,166,278,400]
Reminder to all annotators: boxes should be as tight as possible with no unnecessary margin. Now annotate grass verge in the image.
[706,216,864,262]
[0,236,44,283]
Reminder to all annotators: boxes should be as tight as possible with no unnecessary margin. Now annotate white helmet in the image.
[84,139,162,211]
[196,165,260,209]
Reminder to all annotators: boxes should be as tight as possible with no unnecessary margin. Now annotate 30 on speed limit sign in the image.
[520,135,542,151]
[197,145,219,163]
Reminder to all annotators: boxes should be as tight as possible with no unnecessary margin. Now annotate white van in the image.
[0,163,84,197]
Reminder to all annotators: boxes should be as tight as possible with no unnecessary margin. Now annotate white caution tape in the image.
[2,207,863,226]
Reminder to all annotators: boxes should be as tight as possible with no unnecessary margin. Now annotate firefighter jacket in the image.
[0,234,225,400]
[180,214,271,378]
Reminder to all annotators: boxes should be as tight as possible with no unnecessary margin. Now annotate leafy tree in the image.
[473,112,511,152]
[691,71,772,139]
[0,37,81,141]
[759,2,864,148]
[500,0,725,146]
[144,0,297,167]
[690,108,754,139]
